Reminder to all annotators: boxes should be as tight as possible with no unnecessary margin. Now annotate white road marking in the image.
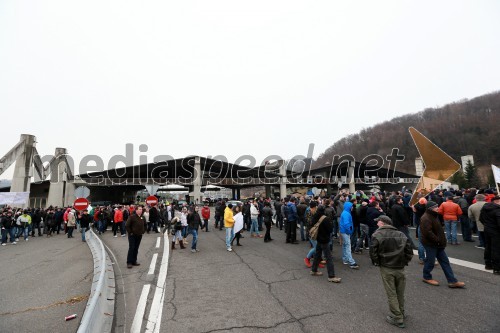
[148,253,158,275]
[409,227,478,238]
[413,250,491,273]
[156,237,161,248]
[130,284,151,333]
[145,232,170,333]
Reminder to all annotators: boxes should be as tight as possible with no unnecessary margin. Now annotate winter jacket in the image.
[1,215,14,229]
[201,207,211,220]
[370,225,413,268]
[366,206,384,228]
[311,213,333,244]
[262,206,273,224]
[224,207,235,228]
[80,213,92,229]
[17,214,32,228]
[420,210,447,248]
[67,212,76,227]
[339,202,354,235]
[296,203,308,221]
[125,213,146,236]
[149,207,160,223]
[187,211,202,229]
[114,210,124,223]
[250,204,259,219]
[468,201,487,232]
[438,200,463,221]
[479,202,500,233]
[391,203,410,228]
[287,202,298,222]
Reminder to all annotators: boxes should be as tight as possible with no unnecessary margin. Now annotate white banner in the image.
[492,164,500,184]
[0,192,30,205]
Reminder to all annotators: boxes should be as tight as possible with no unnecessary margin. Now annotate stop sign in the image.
[74,198,89,211]
[146,195,158,206]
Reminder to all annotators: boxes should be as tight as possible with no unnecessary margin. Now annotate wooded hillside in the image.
[314,91,500,178]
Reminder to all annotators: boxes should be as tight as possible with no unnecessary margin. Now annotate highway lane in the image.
[0,233,93,333]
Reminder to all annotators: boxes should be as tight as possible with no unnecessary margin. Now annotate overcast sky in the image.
[1,1,499,178]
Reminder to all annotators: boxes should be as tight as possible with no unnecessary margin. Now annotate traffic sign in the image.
[146,195,158,206]
[74,198,89,211]
[75,186,90,198]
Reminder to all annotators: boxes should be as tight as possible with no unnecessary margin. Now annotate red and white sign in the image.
[146,195,158,206]
[74,197,89,211]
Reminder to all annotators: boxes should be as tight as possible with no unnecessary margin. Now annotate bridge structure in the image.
[1,134,419,207]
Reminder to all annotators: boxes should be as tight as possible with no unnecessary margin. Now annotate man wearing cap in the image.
[479,195,500,274]
[468,194,487,249]
[370,215,413,328]
[419,201,465,288]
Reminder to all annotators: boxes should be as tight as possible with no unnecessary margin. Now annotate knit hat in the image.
[426,201,438,210]
[418,197,427,205]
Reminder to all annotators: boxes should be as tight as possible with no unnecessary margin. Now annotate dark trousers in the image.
[31,222,42,236]
[231,232,241,245]
[244,215,251,231]
[460,215,473,241]
[286,220,297,243]
[127,234,143,265]
[276,214,283,230]
[484,228,500,270]
[264,222,272,241]
[312,242,336,278]
[113,222,124,236]
[202,219,209,231]
[67,227,74,238]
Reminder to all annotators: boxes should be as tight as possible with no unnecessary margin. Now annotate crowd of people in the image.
[1,186,498,329]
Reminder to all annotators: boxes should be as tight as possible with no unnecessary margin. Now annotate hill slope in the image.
[314,91,500,177]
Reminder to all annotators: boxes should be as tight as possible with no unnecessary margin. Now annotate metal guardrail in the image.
[77,229,115,333]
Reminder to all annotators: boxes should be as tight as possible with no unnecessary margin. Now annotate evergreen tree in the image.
[451,170,467,189]
[464,160,481,188]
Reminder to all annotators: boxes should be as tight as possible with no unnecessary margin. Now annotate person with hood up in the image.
[419,201,465,288]
[67,209,76,238]
[339,201,360,269]
[479,195,500,274]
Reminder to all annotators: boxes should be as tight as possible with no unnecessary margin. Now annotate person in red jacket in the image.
[113,206,125,237]
[438,197,463,245]
[201,202,211,232]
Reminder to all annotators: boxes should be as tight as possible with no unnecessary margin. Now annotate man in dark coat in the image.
[419,201,465,288]
[479,195,500,274]
[125,206,146,268]
[310,203,341,283]
[391,196,416,249]
[370,216,413,328]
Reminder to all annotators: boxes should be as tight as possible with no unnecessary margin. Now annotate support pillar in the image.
[279,162,287,199]
[348,162,356,193]
[47,148,68,207]
[190,156,203,205]
[10,134,36,194]
[236,188,241,200]
[232,188,236,200]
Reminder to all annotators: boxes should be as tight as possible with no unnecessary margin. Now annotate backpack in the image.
[309,216,326,241]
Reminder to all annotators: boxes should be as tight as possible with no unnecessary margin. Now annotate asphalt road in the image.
[2,218,498,333]
[0,232,93,333]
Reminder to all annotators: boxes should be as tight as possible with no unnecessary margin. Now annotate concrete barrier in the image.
[77,229,115,333]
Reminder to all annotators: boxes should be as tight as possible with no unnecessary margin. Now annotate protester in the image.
[201,202,211,232]
[479,195,500,274]
[224,203,235,251]
[125,206,146,269]
[420,201,465,288]
[370,216,413,328]
[468,194,487,249]
[187,206,202,253]
[438,196,463,245]
[339,201,359,269]
[309,205,341,283]
[262,201,274,242]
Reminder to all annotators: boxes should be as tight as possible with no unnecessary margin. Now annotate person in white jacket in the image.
[250,201,262,238]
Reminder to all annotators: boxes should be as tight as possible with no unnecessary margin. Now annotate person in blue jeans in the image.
[339,201,360,269]
[186,206,202,253]
[419,201,465,288]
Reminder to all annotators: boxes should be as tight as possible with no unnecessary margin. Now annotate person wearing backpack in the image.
[309,204,341,283]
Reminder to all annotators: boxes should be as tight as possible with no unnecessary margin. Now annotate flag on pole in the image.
[492,165,500,184]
